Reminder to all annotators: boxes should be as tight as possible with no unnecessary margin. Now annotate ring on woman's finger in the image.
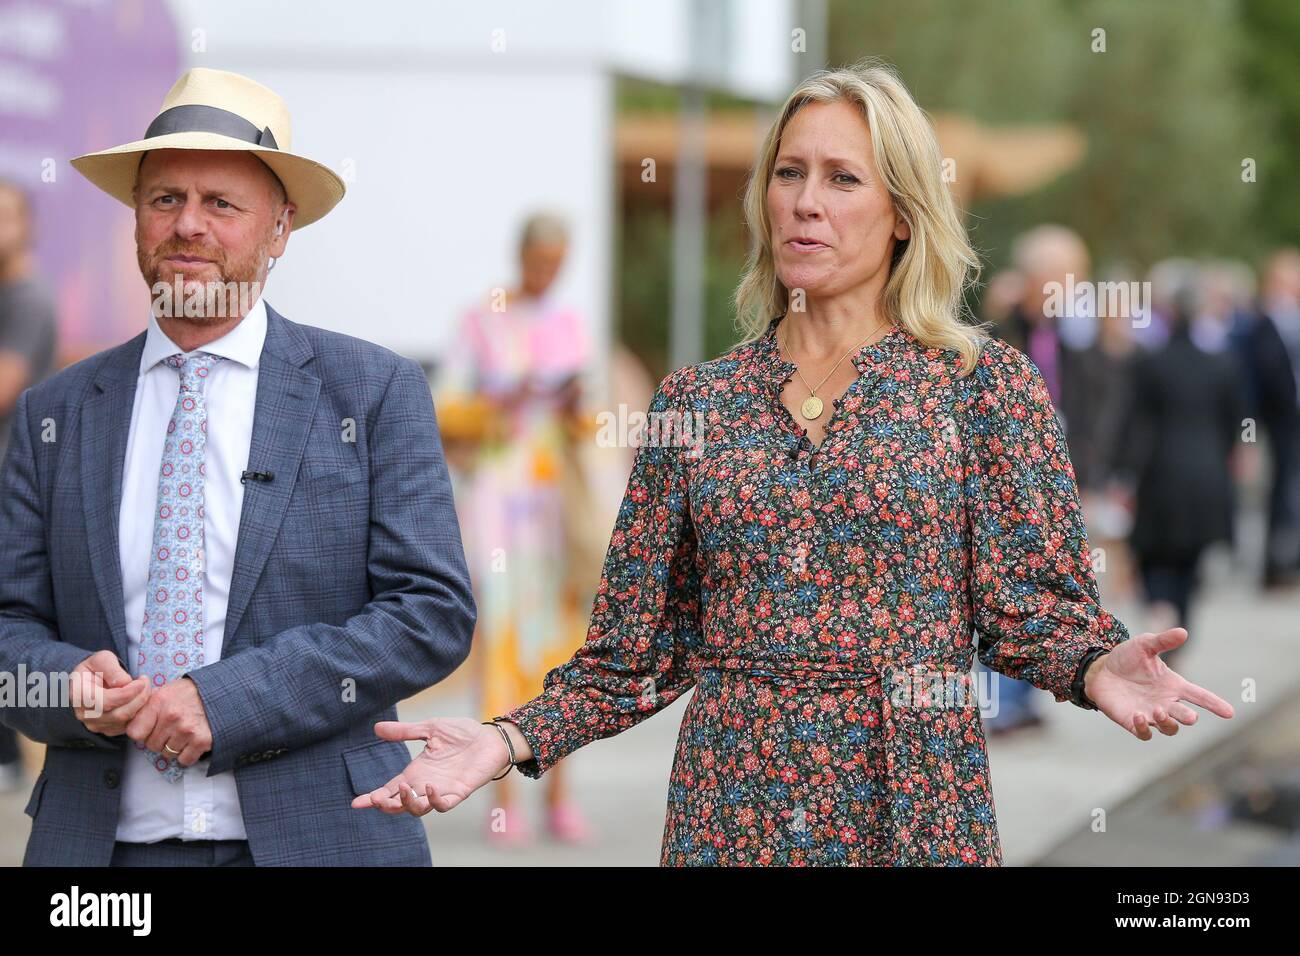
[164,744,181,755]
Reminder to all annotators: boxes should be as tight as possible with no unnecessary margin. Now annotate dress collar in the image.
[754,313,912,395]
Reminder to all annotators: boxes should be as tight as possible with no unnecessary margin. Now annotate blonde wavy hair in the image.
[734,57,988,375]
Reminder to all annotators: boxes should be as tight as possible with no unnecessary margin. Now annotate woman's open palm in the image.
[349,717,510,816]
[1088,628,1235,739]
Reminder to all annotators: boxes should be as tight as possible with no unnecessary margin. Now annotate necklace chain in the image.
[779,318,893,420]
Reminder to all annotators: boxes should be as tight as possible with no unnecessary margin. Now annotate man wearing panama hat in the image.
[0,68,476,866]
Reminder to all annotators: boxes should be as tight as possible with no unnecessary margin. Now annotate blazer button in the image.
[103,769,120,789]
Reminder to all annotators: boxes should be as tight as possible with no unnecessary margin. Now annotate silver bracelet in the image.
[482,720,515,780]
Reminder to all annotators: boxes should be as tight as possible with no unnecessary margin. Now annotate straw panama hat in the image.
[70,67,345,229]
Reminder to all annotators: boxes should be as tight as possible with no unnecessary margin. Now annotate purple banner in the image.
[0,0,179,360]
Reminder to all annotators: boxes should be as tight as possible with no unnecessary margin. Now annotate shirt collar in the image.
[140,288,269,375]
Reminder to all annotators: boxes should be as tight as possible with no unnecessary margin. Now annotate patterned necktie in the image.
[134,351,224,780]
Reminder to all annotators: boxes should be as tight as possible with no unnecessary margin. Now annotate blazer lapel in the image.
[82,334,147,665]
[222,306,320,653]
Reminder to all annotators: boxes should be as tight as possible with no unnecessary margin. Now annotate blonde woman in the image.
[354,58,1234,866]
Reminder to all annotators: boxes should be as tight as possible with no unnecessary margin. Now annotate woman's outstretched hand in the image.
[349,718,516,816]
[1085,628,1235,740]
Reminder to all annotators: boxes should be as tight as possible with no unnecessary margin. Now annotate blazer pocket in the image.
[341,739,404,796]
[298,464,367,497]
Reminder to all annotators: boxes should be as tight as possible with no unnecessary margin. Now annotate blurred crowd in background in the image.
[976,232,1300,735]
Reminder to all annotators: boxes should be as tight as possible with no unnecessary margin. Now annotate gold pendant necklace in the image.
[780,320,892,421]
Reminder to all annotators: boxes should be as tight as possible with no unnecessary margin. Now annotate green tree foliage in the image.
[616,202,750,381]
[827,0,1270,273]
[1239,0,1300,248]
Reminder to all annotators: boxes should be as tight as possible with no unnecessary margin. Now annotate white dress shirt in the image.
[115,294,268,843]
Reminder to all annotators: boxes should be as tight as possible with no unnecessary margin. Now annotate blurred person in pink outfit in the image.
[434,212,599,846]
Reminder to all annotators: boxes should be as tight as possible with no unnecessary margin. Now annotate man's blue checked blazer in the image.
[0,305,476,866]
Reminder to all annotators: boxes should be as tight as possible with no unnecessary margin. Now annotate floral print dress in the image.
[501,316,1131,866]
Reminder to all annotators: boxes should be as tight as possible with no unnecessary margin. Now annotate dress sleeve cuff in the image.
[493,690,573,779]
